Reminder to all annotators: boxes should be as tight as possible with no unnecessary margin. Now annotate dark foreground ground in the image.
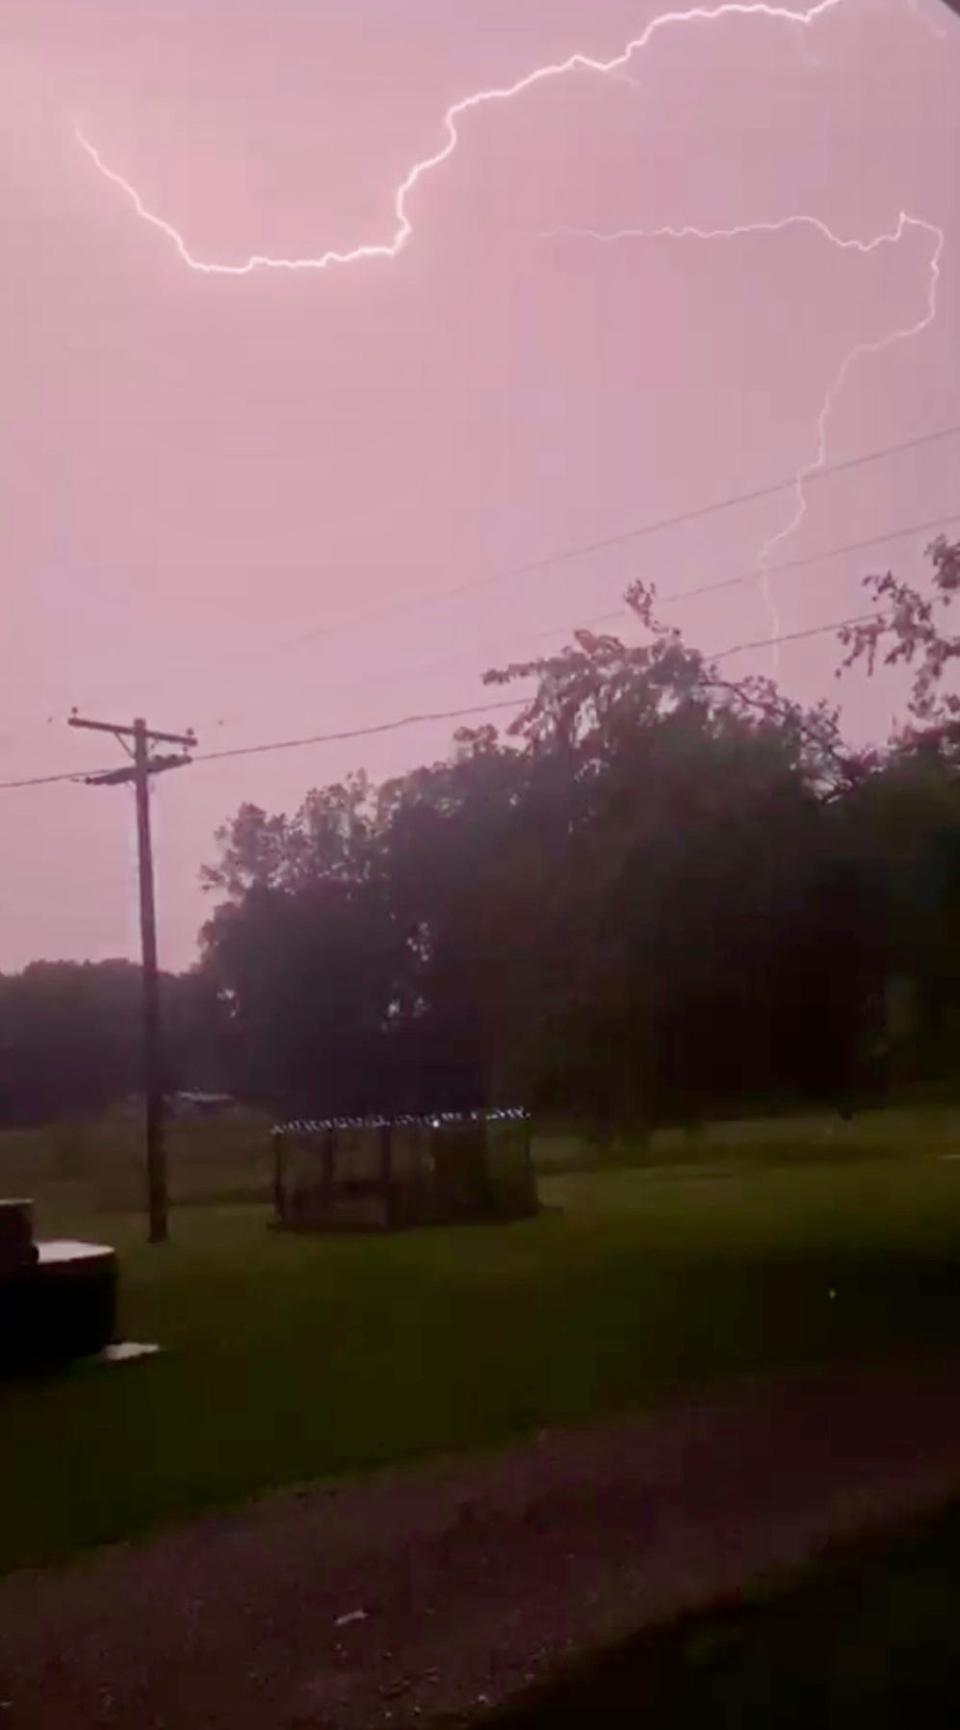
[501,1506,960,1726]
[4,1355,960,1729]
[9,1152,960,1574]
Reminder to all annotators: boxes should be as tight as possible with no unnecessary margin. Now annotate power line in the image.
[210,504,960,737]
[0,764,114,790]
[269,419,960,652]
[0,700,525,790]
[0,613,883,793]
[441,509,960,661]
[5,463,949,792]
[712,610,878,661]
[339,507,958,706]
[29,419,960,733]
[518,608,881,661]
[192,698,526,767]
[196,612,883,761]
[660,509,960,608]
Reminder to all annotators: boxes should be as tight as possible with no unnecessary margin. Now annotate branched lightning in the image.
[75,0,842,276]
[74,0,946,667]
[548,211,945,651]
[754,215,944,645]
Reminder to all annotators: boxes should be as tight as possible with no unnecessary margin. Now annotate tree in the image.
[200,776,410,1113]
[199,582,886,1129]
[840,535,960,748]
[482,585,875,1132]
[836,537,960,1086]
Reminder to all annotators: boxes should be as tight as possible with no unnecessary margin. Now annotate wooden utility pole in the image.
[69,711,196,1243]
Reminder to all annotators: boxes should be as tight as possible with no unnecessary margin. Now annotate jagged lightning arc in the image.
[755,214,944,641]
[75,0,945,663]
[547,212,946,649]
[75,0,842,276]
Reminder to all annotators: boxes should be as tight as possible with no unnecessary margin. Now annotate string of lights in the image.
[275,1108,531,1135]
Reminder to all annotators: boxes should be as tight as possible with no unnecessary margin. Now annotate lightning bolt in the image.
[754,214,944,648]
[75,0,842,276]
[547,212,946,654]
[75,0,944,671]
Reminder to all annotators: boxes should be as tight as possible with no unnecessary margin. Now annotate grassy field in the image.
[5,1101,960,1217]
[502,1506,960,1726]
[3,1107,960,1575]
[0,1113,274,1216]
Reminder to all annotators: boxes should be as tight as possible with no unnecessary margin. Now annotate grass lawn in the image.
[501,1504,960,1726]
[3,1107,960,1574]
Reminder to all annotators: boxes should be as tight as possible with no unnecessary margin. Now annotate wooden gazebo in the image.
[272,1108,537,1232]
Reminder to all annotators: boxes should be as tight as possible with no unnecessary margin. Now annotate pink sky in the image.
[2,0,959,972]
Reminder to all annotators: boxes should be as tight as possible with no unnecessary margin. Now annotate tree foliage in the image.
[6,544,959,1132]
[0,962,216,1126]
[198,561,960,1131]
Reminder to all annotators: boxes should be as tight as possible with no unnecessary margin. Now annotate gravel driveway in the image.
[3,1355,960,1728]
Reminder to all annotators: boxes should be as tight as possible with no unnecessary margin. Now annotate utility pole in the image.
[69,712,196,1244]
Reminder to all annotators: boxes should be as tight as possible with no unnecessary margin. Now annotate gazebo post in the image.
[379,1121,395,1228]
[272,1130,287,1226]
[322,1128,335,1206]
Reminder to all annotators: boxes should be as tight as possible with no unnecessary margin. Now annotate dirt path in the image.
[4,1356,960,1729]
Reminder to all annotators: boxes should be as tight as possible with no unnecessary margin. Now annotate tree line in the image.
[0,963,222,1127]
[3,539,960,1136]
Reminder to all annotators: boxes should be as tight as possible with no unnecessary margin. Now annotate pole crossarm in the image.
[84,753,193,786]
[70,712,197,749]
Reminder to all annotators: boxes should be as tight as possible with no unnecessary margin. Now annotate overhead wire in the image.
[266,419,960,652]
[0,701,526,790]
[256,504,955,721]
[659,509,960,609]
[206,502,960,735]
[191,698,527,767]
[713,610,879,660]
[26,419,960,731]
[6,466,955,793]
[0,610,884,792]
